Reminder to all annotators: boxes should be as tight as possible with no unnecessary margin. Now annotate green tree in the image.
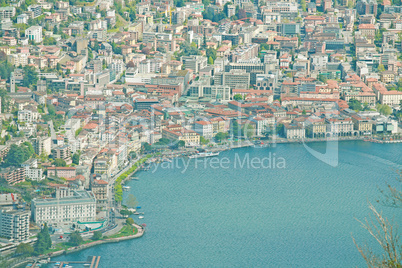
[206,48,217,61]
[3,143,34,167]
[242,124,255,139]
[34,223,52,255]
[69,231,83,246]
[178,140,185,148]
[92,231,102,240]
[232,121,242,137]
[43,36,57,45]
[0,60,14,81]
[125,194,138,208]
[348,99,363,111]
[22,65,38,88]
[380,104,392,116]
[318,74,327,83]
[378,64,386,72]
[126,217,134,225]
[129,151,137,159]
[200,136,209,145]
[53,158,67,167]
[15,243,34,256]
[142,142,152,152]
[72,153,80,165]
[0,89,10,113]
[215,132,229,142]
[120,209,133,217]
[233,94,243,101]
[75,127,82,136]
[301,0,306,11]
[276,123,284,136]
[208,56,214,65]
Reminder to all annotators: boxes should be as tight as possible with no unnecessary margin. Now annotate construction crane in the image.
[166,1,175,25]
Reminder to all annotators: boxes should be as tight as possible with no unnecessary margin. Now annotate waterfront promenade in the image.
[10,223,144,268]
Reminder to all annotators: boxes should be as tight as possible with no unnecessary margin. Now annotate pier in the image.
[44,256,101,268]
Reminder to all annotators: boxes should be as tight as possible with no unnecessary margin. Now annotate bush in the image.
[92,231,102,240]
[126,218,134,225]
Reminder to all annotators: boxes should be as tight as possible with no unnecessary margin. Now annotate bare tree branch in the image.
[353,203,402,267]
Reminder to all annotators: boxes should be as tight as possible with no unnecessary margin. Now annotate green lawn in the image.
[108,225,138,239]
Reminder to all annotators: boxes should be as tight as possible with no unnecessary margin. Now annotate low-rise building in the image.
[284,123,305,139]
[47,167,76,179]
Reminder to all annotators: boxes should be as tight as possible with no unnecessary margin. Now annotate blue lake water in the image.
[52,141,402,267]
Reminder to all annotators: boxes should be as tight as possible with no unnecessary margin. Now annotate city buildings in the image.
[47,167,76,179]
[0,209,30,242]
[31,188,96,225]
[0,167,26,185]
[25,26,43,43]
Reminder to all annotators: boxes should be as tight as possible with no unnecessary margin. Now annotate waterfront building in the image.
[351,115,373,135]
[31,188,96,225]
[91,179,109,210]
[284,123,306,139]
[162,125,200,146]
[305,117,326,138]
[325,117,354,136]
[0,209,30,242]
[194,121,213,140]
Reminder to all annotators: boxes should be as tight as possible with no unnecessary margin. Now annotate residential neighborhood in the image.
[0,0,401,265]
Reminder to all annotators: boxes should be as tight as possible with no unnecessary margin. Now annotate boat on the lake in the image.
[189,152,220,159]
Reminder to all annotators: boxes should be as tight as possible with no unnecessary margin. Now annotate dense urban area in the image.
[0,0,401,265]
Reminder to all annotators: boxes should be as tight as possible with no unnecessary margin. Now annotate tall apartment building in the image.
[32,136,51,156]
[28,4,42,18]
[25,26,43,43]
[181,56,207,73]
[356,0,377,16]
[7,53,28,67]
[31,188,97,225]
[0,167,26,185]
[18,109,40,123]
[0,209,30,242]
[0,7,16,19]
[21,158,44,181]
[229,44,259,63]
[91,179,108,209]
[214,70,250,89]
[52,145,71,161]
[194,121,213,139]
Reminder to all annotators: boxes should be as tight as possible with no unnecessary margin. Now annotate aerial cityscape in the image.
[0,0,401,266]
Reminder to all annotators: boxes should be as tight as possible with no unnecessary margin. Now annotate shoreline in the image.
[13,223,144,268]
[16,138,399,267]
